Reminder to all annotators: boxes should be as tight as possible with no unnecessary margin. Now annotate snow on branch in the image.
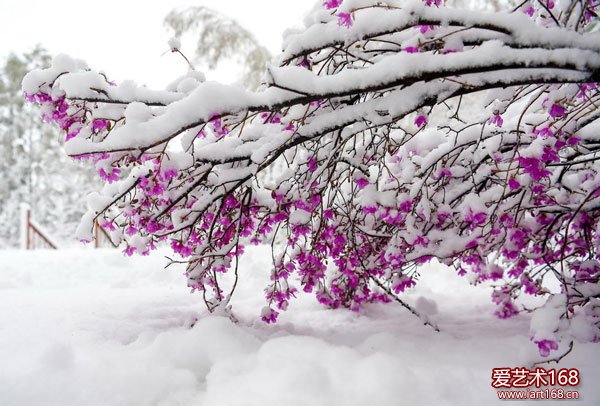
[24,0,600,357]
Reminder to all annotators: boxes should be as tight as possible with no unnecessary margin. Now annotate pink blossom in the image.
[98,168,121,183]
[145,220,163,233]
[337,12,352,28]
[534,339,558,357]
[125,225,138,235]
[494,301,519,319]
[160,169,178,182]
[466,240,478,249]
[65,126,81,141]
[100,220,116,231]
[355,178,369,189]
[465,210,486,228]
[524,6,535,17]
[414,235,429,247]
[520,274,540,295]
[323,0,342,9]
[518,157,551,181]
[392,275,416,293]
[362,205,377,215]
[92,119,109,131]
[211,118,229,137]
[399,200,412,213]
[260,307,279,323]
[533,126,554,138]
[171,239,193,257]
[549,103,566,118]
[123,246,136,256]
[436,168,452,179]
[415,114,428,127]
[488,113,503,127]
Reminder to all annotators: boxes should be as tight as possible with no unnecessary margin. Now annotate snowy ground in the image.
[0,246,599,406]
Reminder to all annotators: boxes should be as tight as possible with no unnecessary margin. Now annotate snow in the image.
[281,0,600,63]
[1,246,599,405]
[168,37,181,52]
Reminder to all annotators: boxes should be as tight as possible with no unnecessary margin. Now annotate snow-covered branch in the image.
[24,0,600,357]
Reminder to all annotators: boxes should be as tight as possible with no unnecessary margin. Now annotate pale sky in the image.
[0,0,316,87]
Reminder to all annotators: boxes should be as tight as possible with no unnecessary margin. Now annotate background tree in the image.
[164,6,272,90]
[24,0,600,361]
[0,47,97,246]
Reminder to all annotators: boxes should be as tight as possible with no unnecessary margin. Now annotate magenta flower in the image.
[414,235,429,247]
[465,210,486,227]
[424,0,442,6]
[415,114,428,127]
[260,306,279,323]
[524,6,535,17]
[100,220,116,231]
[518,157,551,181]
[362,205,377,215]
[534,339,558,357]
[466,240,478,249]
[508,177,521,190]
[160,168,178,182]
[98,168,121,183]
[65,127,81,141]
[520,274,540,295]
[436,168,452,179]
[337,12,352,28]
[494,301,519,319]
[488,113,503,127]
[145,220,163,233]
[355,178,369,189]
[392,276,416,293]
[92,119,109,131]
[123,245,136,256]
[533,126,554,138]
[549,103,566,118]
[399,200,412,213]
[211,118,229,137]
[170,239,193,257]
[323,0,342,9]
[125,225,138,235]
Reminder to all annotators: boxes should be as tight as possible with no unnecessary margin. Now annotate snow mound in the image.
[0,247,598,405]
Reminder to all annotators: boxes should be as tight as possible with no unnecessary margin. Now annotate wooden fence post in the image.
[94,220,118,249]
[19,203,59,250]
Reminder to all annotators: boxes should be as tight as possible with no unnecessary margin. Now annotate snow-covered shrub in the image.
[23,0,600,360]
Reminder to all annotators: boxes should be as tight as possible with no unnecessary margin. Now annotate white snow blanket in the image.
[0,247,598,405]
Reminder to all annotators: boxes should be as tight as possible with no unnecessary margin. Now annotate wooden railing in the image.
[94,220,119,249]
[19,204,118,250]
[20,204,59,250]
